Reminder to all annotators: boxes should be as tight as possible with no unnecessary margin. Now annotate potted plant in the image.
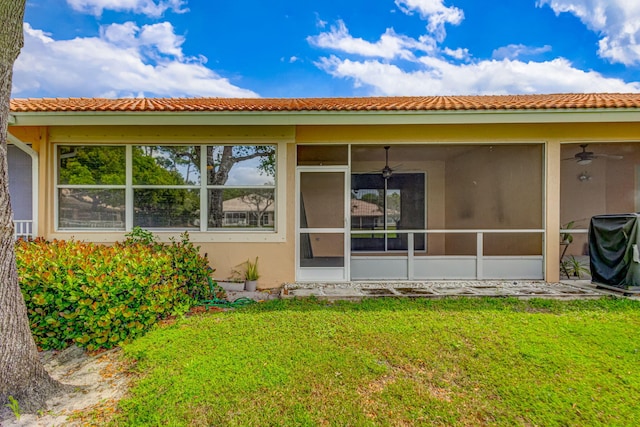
[215,277,245,292]
[233,257,260,292]
[235,257,260,291]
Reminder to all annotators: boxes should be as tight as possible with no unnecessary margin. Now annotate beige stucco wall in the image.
[296,123,640,143]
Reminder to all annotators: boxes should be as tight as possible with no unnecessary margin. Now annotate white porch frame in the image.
[8,133,38,238]
[351,229,545,280]
[296,166,351,282]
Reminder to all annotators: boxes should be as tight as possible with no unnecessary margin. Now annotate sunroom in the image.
[296,143,544,282]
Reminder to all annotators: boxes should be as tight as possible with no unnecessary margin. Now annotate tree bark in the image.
[0,0,63,413]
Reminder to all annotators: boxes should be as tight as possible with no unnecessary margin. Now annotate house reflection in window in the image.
[351,173,424,252]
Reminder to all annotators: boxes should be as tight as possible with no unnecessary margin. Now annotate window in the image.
[58,146,126,230]
[206,145,276,230]
[57,144,277,232]
[133,146,201,229]
[351,173,425,252]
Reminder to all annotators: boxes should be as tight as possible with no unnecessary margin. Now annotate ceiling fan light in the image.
[577,158,592,165]
[382,166,393,179]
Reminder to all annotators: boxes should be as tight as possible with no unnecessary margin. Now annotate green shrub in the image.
[123,226,157,245]
[124,228,213,301]
[16,232,215,351]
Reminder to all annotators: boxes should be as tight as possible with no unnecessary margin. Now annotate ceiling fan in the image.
[381,146,393,179]
[358,146,402,179]
[563,144,623,165]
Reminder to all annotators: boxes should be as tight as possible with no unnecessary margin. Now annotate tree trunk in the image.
[207,146,234,227]
[0,0,63,413]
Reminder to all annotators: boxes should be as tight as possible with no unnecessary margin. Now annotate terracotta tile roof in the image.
[9,93,640,113]
[350,199,383,217]
[224,195,274,212]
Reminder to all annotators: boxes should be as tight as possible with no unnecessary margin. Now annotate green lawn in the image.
[112,298,640,426]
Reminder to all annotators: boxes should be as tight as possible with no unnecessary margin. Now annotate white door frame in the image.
[296,166,350,282]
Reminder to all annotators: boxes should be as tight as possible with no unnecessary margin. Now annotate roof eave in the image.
[9,108,640,127]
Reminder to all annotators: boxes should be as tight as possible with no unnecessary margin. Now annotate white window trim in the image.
[53,142,287,243]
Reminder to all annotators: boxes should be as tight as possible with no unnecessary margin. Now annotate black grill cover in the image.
[589,213,640,289]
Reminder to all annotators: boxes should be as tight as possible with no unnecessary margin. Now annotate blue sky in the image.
[12,0,640,98]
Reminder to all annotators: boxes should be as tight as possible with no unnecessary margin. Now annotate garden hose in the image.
[202,296,256,309]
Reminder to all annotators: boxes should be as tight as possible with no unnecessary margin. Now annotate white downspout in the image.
[7,132,39,237]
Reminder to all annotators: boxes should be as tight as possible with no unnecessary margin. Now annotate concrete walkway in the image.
[225,288,281,302]
[281,280,635,301]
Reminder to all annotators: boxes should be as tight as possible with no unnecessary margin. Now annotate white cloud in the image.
[101,21,185,58]
[280,56,301,63]
[314,12,327,29]
[67,0,187,17]
[12,23,258,98]
[308,19,436,60]
[316,55,640,95]
[138,22,185,58]
[442,47,469,60]
[227,164,271,186]
[492,44,552,60]
[538,0,640,65]
[395,0,464,41]
[308,1,640,95]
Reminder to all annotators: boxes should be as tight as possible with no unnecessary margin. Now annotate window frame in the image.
[205,144,277,231]
[54,142,286,243]
[130,145,202,231]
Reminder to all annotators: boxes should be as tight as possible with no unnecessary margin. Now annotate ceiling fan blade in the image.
[593,153,623,160]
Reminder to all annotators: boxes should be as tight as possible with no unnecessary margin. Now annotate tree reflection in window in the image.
[133,146,201,228]
[207,145,276,229]
[57,144,277,231]
[58,146,126,229]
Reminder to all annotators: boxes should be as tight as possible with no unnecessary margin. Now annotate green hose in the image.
[201,296,256,309]
[200,277,258,308]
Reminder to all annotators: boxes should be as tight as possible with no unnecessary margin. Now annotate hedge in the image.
[15,232,215,351]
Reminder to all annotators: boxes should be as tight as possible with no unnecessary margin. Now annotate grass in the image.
[109,297,640,426]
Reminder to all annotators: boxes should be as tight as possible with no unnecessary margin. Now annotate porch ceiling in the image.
[352,144,475,163]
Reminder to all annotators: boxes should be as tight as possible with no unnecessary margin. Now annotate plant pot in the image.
[217,280,245,292]
[245,280,258,292]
